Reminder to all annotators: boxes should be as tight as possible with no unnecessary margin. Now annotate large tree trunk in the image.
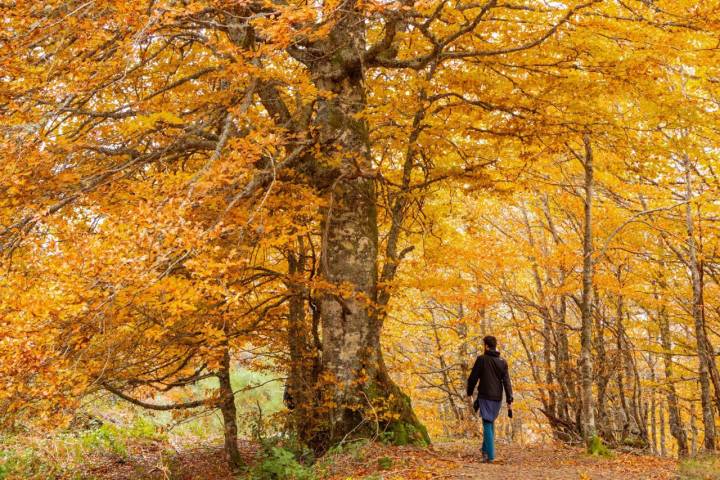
[683,156,716,452]
[302,4,427,450]
[579,135,596,444]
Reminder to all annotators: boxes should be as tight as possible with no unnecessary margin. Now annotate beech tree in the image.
[4,1,720,471]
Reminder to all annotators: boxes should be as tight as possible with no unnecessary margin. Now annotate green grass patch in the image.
[377,456,393,470]
[0,445,60,480]
[679,455,720,480]
[79,424,128,457]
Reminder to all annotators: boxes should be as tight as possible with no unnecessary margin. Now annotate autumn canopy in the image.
[2,0,720,474]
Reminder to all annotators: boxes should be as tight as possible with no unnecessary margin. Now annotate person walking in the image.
[466,335,513,463]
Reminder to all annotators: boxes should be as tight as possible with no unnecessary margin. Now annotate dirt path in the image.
[434,441,678,480]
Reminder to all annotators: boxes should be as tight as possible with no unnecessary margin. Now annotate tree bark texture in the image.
[298,3,428,450]
[579,135,596,444]
[683,157,716,452]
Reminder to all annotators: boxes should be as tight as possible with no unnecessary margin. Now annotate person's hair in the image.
[483,335,497,350]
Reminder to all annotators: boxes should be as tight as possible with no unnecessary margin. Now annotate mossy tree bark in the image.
[286,2,428,452]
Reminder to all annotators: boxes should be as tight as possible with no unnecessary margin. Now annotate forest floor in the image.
[5,424,718,479]
[76,437,700,480]
[319,440,683,480]
[435,441,679,479]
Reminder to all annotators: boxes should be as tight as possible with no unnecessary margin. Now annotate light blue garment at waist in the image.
[478,398,502,422]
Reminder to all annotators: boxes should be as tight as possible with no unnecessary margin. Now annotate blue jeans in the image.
[482,419,495,461]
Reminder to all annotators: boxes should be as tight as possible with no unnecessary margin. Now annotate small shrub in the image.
[128,416,166,442]
[587,436,612,458]
[326,438,368,460]
[377,456,393,470]
[247,427,316,480]
[621,435,646,449]
[79,424,127,457]
[348,440,368,461]
[378,431,394,445]
[249,446,315,480]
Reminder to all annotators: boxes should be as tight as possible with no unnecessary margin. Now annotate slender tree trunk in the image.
[616,287,630,441]
[659,401,667,457]
[594,293,610,441]
[555,295,574,424]
[656,277,689,456]
[286,242,321,440]
[579,135,596,444]
[683,157,716,452]
[690,402,698,456]
[458,309,473,422]
[430,311,461,421]
[217,348,242,473]
[624,311,648,446]
[541,196,574,424]
[633,362,649,447]
[522,205,556,416]
[651,389,657,455]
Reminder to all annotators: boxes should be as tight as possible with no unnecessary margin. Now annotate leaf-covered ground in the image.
[78,438,681,480]
[320,440,679,480]
[437,441,678,480]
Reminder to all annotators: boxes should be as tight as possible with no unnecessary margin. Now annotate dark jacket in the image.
[466,350,513,404]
